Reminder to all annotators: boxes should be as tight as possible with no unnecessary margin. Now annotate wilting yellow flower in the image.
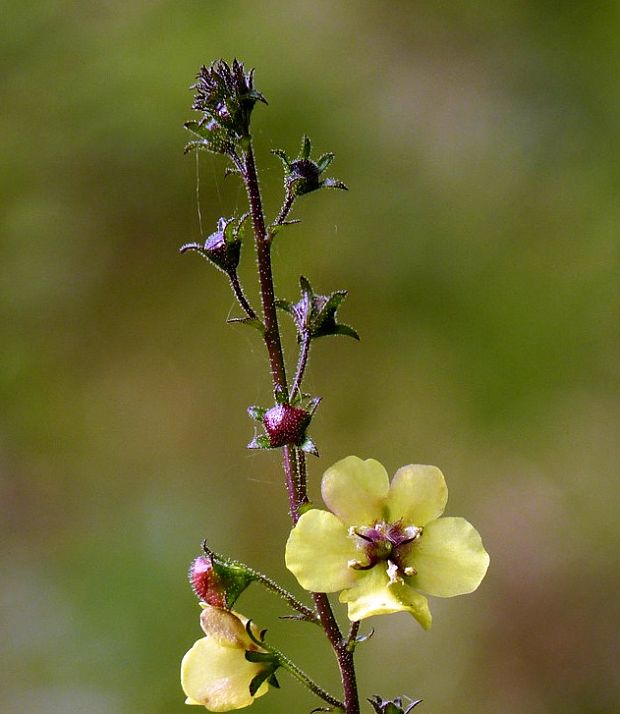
[181,605,271,711]
[285,456,489,628]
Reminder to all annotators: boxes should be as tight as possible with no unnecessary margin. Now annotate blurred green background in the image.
[2,2,619,712]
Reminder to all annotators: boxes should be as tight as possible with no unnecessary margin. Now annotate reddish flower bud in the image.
[263,404,310,448]
[189,555,226,608]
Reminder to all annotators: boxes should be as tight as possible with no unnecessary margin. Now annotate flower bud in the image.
[189,553,255,609]
[190,59,266,140]
[189,555,226,608]
[180,215,246,276]
[272,135,347,197]
[263,404,310,448]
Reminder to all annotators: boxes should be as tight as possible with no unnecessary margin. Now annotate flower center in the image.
[348,520,422,582]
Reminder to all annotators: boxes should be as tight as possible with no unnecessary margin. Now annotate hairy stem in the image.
[273,188,295,228]
[291,332,311,398]
[241,139,360,714]
[229,271,257,320]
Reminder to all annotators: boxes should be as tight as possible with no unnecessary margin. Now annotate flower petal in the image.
[386,464,448,526]
[285,509,360,592]
[181,637,268,711]
[199,607,249,648]
[408,517,490,597]
[338,566,432,629]
[321,456,389,526]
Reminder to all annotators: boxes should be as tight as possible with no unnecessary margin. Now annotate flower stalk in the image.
[239,135,361,713]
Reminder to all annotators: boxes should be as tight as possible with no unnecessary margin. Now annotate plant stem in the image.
[274,648,345,710]
[291,332,311,398]
[229,271,257,319]
[241,138,360,714]
[273,188,295,228]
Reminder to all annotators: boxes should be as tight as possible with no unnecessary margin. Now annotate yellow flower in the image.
[285,456,489,628]
[181,605,271,711]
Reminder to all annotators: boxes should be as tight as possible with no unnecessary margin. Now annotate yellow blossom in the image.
[181,605,271,711]
[285,456,489,628]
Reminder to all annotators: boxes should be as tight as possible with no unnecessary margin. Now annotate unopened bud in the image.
[263,404,310,448]
[189,555,226,608]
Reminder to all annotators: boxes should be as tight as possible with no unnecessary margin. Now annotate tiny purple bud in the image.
[189,555,226,608]
[262,404,310,448]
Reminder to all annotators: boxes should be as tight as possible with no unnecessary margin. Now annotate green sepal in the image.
[275,298,294,313]
[183,120,233,156]
[268,673,280,689]
[299,436,319,457]
[211,558,256,609]
[245,651,277,664]
[227,316,265,333]
[322,178,348,190]
[272,148,291,171]
[247,434,273,450]
[248,665,278,697]
[329,323,360,340]
[281,275,359,342]
[247,405,267,422]
[184,120,213,140]
[317,153,335,173]
[274,385,288,405]
[183,140,209,155]
[301,134,312,159]
[272,136,347,196]
[306,396,322,415]
[297,501,314,517]
[368,695,423,714]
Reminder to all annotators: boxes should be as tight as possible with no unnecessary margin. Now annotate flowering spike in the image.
[190,59,266,144]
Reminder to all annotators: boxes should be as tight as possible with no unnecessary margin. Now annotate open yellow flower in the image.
[181,605,271,711]
[285,456,489,629]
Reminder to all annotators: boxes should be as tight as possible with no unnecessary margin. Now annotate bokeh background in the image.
[2,2,619,712]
